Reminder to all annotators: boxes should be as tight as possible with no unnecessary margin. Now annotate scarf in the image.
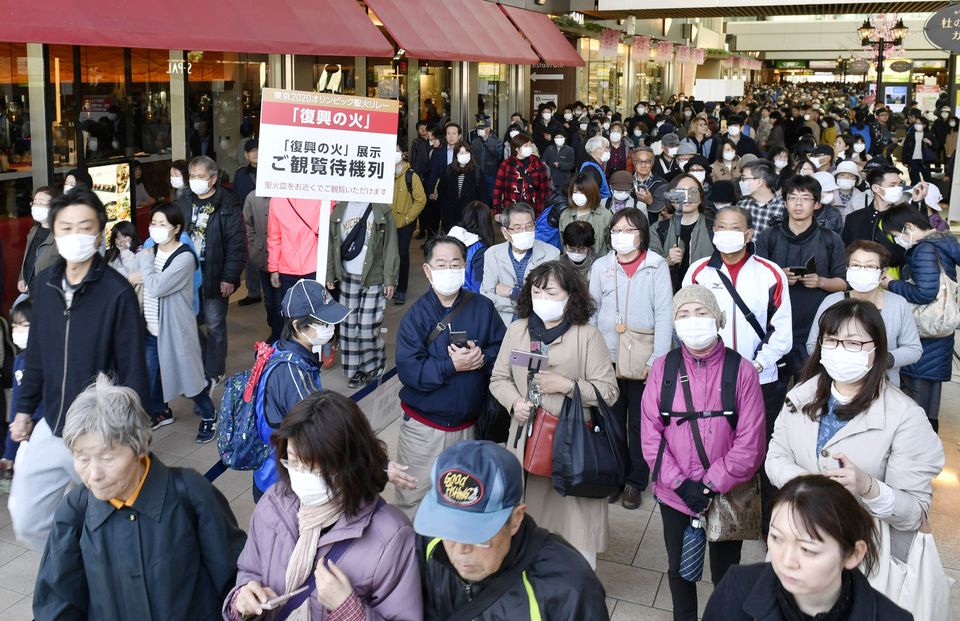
[777,569,854,621]
[527,312,571,347]
[282,502,344,620]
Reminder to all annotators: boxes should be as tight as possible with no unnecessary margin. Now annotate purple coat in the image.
[640,340,766,517]
[224,486,422,620]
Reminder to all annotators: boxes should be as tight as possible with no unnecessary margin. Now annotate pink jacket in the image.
[267,198,326,275]
[640,340,766,517]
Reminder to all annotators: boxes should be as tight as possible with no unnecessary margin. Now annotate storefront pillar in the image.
[169,50,187,162]
[27,44,50,187]
[466,62,479,128]
[406,58,419,143]
[355,56,367,97]
[511,64,529,126]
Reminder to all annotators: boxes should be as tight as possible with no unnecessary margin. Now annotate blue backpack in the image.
[464,240,485,293]
[217,343,312,470]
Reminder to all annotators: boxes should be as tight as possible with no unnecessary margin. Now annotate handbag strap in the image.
[440,527,549,621]
[287,199,320,239]
[676,357,712,471]
[425,291,475,346]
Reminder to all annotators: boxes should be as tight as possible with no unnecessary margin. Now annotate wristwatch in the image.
[752,360,764,374]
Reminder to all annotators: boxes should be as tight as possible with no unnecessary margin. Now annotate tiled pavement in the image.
[1,244,960,619]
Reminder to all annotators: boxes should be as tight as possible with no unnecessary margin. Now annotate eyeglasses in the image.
[740,176,757,182]
[820,337,875,353]
[610,228,639,235]
[786,194,815,205]
[447,537,494,549]
[505,225,535,233]
[848,264,881,271]
[635,159,654,166]
[279,458,321,475]
[429,261,465,270]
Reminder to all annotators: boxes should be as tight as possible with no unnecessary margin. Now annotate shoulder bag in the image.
[340,203,374,261]
[910,249,960,338]
[613,265,654,380]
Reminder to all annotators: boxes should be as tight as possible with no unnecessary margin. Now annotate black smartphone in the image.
[449,331,469,348]
[788,266,808,277]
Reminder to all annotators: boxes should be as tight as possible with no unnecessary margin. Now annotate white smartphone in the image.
[260,586,308,611]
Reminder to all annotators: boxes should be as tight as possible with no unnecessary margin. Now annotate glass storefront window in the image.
[478,63,509,133]
[186,51,268,177]
[312,56,356,95]
[130,49,172,156]
[0,43,31,173]
[418,61,451,125]
[578,40,627,110]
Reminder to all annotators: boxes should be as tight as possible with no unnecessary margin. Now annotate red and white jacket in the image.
[683,250,792,385]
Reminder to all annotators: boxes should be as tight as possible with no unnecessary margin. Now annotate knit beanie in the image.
[673,284,726,329]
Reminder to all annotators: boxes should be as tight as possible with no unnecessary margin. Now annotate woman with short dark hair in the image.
[437,141,489,233]
[490,261,619,568]
[225,391,422,621]
[704,475,912,620]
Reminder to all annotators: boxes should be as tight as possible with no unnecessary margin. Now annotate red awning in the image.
[365,0,539,64]
[1,0,394,57]
[499,5,584,67]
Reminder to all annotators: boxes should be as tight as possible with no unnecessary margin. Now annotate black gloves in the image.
[675,478,715,514]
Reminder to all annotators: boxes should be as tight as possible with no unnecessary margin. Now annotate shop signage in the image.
[530,72,563,81]
[774,60,806,69]
[925,5,960,53]
[890,60,912,73]
[848,60,870,74]
[89,161,132,240]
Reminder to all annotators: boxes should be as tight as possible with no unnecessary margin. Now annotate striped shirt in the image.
[144,249,170,336]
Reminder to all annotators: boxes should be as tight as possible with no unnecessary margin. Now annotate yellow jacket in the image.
[392,162,427,228]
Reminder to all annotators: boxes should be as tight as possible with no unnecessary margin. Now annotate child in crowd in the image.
[1,298,39,486]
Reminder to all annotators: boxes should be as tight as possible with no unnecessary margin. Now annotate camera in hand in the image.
[664,188,696,204]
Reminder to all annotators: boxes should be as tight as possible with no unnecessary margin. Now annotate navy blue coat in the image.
[396,289,506,427]
[889,232,960,381]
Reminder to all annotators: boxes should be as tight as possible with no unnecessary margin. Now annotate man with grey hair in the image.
[34,373,245,620]
[631,145,667,216]
[176,155,247,388]
[579,135,611,200]
[481,202,559,326]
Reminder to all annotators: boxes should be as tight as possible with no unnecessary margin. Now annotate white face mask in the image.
[564,113,573,121]
[690,170,706,184]
[602,122,611,131]
[633,129,643,137]
[881,185,904,205]
[600,151,611,163]
[684,110,693,117]
[613,190,630,201]
[579,123,588,131]
[675,316,719,350]
[532,297,567,323]
[31,206,49,224]
[63,183,75,193]
[571,192,589,207]
[820,345,874,384]
[846,267,882,293]
[457,153,471,166]
[566,251,587,263]
[942,112,950,118]
[170,176,184,189]
[288,468,334,506]
[518,145,533,159]
[395,152,404,164]
[87,138,98,151]
[149,226,172,245]
[509,230,535,251]
[837,177,856,191]
[774,158,788,170]
[727,126,741,137]
[55,233,98,263]
[803,114,811,121]
[914,124,924,133]
[554,137,566,147]
[637,106,646,114]
[667,147,679,157]
[541,112,552,122]
[306,323,335,353]
[11,329,28,351]
[820,191,835,205]
[738,179,754,197]
[609,131,622,143]
[722,150,736,161]
[853,143,866,153]
[611,232,639,255]
[429,267,465,296]
[189,178,210,195]
[713,230,746,254]
[510,130,520,138]
[951,121,957,128]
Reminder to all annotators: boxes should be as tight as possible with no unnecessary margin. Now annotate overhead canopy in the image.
[365,0,540,64]
[1,0,394,57]
[499,5,584,67]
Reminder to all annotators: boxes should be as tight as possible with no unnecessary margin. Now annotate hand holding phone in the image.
[260,586,308,611]
[449,330,469,349]
[510,349,548,372]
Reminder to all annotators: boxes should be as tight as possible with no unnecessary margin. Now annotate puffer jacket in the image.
[418,515,608,620]
[640,340,766,518]
[888,232,960,381]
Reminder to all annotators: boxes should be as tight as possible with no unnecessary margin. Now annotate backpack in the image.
[216,342,314,470]
[464,240,485,293]
[405,169,417,195]
[651,347,741,483]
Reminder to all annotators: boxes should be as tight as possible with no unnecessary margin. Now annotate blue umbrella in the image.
[679,516,706,582]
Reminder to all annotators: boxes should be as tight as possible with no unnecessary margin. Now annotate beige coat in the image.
[766,377,943,546]
[490,319,619,554]
[711,158,741,182]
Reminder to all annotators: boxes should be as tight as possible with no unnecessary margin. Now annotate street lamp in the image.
[857,16,908,106]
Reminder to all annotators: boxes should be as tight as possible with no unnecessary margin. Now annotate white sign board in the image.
[693,79,745,102]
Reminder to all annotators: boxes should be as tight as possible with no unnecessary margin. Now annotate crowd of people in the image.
[2,81,957,620]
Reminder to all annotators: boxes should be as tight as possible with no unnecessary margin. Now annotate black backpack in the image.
[651,347,741,483]
[405,169,418,195]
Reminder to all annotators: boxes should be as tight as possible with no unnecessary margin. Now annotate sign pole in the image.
[317,201,332,285]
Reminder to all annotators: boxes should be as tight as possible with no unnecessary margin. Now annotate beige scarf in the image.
[282,502,343,621]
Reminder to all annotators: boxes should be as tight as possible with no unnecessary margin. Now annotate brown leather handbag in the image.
[522,407,558,477]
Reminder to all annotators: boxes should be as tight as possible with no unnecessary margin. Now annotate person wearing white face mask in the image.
[532,103,562,155]
[8,188,149,551]
[391,143,427,307]
[394,236,506,516]
[559,173,611,256]
[810,171,843,235]
[437,142,490,234]
[243,279,350,501]
[490,261,619,565]
[879,204,960,432]
[127,203,217,441]
[831,160,867,218]
[901,117,938,185]
[655,133,683,182]
[807,241,920,388]
[766,299,944,582]
[481,203,559,326]
[589,208,673,510]
[175,155,246,388]
[734,159,785,235]
[541,130,575,194]
[469,120,503,199]
[19,187,60,294]
[493,135,552,221]
[579,134,612,200]
[841,165,928,271]
[640,284,765,620]
[228,391,423,621]
[606,121,632,175]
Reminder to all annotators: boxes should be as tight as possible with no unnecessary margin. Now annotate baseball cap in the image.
[925,183,944,212]
[414,440,523,544]
[281,279,350,324]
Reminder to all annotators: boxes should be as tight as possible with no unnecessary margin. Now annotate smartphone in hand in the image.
[260,586,308,611]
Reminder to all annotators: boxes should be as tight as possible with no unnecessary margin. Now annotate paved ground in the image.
[0,242,958,619]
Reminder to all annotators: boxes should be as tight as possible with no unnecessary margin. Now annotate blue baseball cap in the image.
[281,279,350,324]
[414,441,523,545]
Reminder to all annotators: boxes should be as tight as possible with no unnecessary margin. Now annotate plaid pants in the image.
[338,272,386,377]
